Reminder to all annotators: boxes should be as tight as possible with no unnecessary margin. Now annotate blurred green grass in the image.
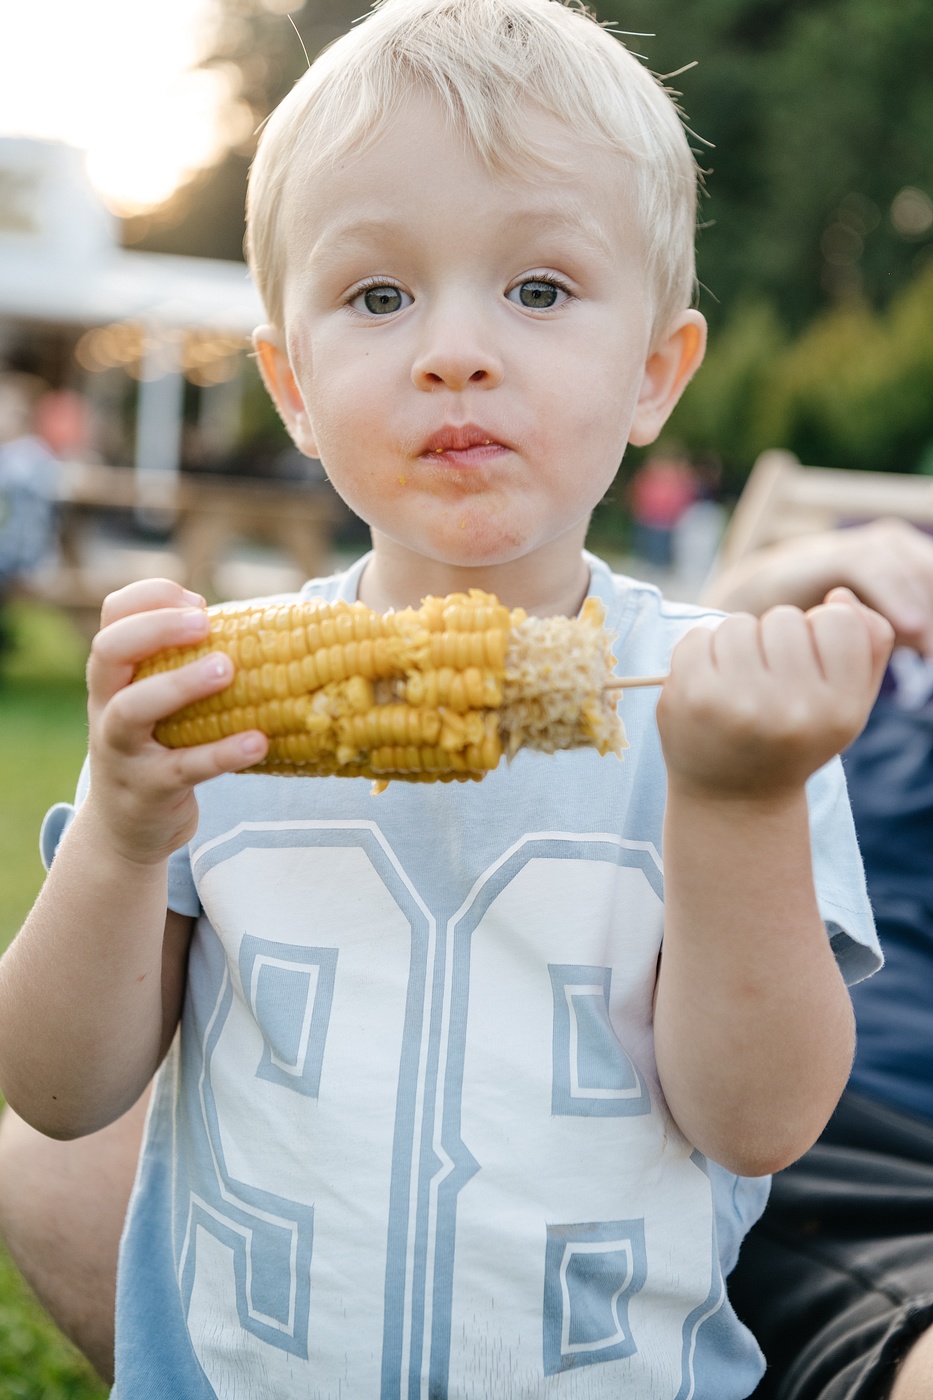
[0,602,108,1399]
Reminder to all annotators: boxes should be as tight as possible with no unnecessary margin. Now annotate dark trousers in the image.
[729,1090,933,1400]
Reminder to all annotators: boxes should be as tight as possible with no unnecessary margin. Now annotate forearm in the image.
[703,522,933,657]
[702,538,847,616]
[0,801,175,1138]
[654,786,855,1177]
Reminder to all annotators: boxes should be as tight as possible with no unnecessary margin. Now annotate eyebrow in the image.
[498,204,616,263]
[306,218,412,270]
[306,202,616,270]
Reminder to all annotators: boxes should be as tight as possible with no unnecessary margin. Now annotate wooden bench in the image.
[17,461,348,638]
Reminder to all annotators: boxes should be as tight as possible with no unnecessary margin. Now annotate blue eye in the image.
[507,279,566,310]
[351,284,412,315]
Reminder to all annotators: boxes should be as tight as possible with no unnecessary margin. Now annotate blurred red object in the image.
[35,390,90,457]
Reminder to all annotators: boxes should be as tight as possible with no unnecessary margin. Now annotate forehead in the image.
[282,93,641,273]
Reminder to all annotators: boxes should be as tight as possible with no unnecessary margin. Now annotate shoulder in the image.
[298,554,370,605]
[584,551,724,668]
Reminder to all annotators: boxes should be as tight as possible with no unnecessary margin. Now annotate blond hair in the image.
[246,0,699,341]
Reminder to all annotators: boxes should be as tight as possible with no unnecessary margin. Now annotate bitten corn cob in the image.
[135,590,627,788]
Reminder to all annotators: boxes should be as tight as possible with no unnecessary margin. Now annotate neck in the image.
[357,530,593,617]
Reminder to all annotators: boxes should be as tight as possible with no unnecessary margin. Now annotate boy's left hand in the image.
[657,587,894,801]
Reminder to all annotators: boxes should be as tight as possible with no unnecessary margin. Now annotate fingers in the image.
[84,578,274,866]
[96,645,269,793]
[155,730,269,788]
[662,594,895,800]
[750,606,816,682]
[88,606,212,710]
[830,521,933,653]
[101,652,234,751]
[99,579,205,630]
[818,588,895,691]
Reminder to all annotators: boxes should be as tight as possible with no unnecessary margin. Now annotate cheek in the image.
[299,342,390,442]
[545,329,644,426]
[542,363,641,469]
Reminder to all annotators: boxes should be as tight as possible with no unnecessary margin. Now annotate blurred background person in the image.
[0,375,83,667]
[627,449,698,569]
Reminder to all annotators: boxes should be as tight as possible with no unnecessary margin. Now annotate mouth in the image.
[418,424,510,467]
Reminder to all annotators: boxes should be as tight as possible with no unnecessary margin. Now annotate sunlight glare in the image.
[0,0,236,214]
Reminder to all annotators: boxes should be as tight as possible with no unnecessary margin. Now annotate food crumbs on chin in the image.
[397,476,407,486]
[459,517,466,529]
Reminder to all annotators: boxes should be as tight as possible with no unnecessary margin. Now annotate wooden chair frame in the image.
[709,450,933,580]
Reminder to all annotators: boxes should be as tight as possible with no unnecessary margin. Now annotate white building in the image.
[0,137,264,478]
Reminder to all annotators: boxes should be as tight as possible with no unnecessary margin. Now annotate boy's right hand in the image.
[84,579,269,866]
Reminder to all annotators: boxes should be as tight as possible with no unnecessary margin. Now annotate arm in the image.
[653,595,893,1177]
[0,580,269,1139]
[703,518,933,650]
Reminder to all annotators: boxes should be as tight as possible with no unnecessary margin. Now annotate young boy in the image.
[0,1,892,1395]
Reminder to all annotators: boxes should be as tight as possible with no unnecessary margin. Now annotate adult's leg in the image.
[729,1090,933,1400]
[891,1325,933,1398]
[0,1090,149,1384]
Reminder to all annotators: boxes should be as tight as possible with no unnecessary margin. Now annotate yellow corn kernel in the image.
[137,586,623,788]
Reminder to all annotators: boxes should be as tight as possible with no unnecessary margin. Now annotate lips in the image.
[418,424,510,467]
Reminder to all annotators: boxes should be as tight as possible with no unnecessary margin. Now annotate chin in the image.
[425,526,532,570]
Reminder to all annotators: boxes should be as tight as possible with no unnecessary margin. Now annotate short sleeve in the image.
[167,842,200,918]
[38,757,91,871]
[38,756,201,919]
[806,754,881,986]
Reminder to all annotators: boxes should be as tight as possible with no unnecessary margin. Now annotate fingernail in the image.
[182,589,206,606]
[206,654,230,678]
[241,733,265,757]
[182,608,208,633]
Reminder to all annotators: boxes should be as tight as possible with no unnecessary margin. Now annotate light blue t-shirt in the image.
[44,552,879,1399]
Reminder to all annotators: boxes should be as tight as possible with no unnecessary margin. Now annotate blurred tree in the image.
[598,0,933,331]
[125,0,360,262]
[667,258,933,477]
[123,0,933,487]
[129,0,933,335]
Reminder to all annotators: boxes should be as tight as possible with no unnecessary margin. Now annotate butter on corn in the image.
[134,590,628,788]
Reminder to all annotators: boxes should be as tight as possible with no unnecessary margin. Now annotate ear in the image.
[628,311,706,448]
[252,325,319,458]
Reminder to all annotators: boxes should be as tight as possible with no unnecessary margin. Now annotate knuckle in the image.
[98,589,124,626]
[88,628,112,664]
[763,603,804,628]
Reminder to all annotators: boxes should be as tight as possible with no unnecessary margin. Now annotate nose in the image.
[411,302,504,392]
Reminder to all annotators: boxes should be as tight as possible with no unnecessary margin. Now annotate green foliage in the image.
[597,0,933,331]
[667,300,786,488]
[0,607,100,1397]
[138,0,933,335]
[0,605,88,949]
[666,259,933,477]
[0,672,87,952]
[0,1245,106,1400]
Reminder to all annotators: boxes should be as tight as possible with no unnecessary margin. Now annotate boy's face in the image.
[259,95,703,579]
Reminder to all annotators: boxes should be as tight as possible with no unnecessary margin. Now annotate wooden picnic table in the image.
[20,460,348,637]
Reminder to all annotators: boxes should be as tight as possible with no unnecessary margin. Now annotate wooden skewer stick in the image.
[605,674,668,691]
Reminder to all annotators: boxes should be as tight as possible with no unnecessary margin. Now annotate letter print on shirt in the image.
[239,935,338,1095]
[177,821,721,1399]
[548,964,651,1116]
[543,1218,647,1374]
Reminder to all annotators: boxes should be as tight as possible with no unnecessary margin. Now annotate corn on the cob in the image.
[134,590,627,788]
